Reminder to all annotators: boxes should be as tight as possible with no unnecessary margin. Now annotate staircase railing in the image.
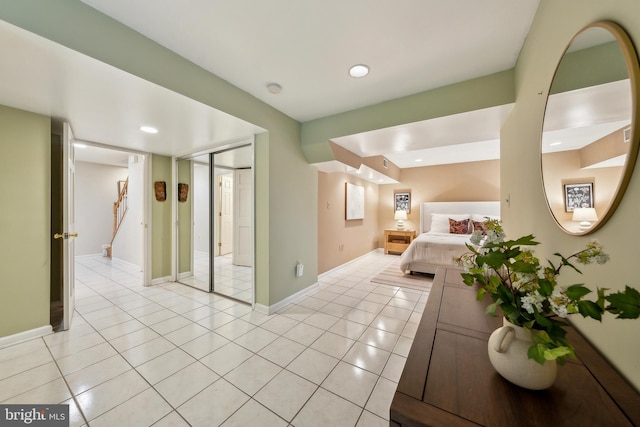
[110,178,129,257]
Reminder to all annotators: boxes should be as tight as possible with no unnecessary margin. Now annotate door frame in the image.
[61,122,76,331]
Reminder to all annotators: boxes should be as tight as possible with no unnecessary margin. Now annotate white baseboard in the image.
[254,281,319,315]
[111,257,142,272]
[319,248,381,279]
[75,253,103,259]
[0,325,53,349]
[177,272,193,280]
[150,276,172,286]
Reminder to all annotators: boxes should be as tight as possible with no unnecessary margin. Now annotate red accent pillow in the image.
[449,218,470,234]
[473,220,488,235]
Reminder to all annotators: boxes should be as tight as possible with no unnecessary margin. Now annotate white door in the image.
[60,123,76,330]
[233,169,253,267]
[218,173,233,256]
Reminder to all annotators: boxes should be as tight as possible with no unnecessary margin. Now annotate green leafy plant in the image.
[456,219,640,365]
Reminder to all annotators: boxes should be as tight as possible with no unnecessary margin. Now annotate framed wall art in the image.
[394,190,411,213]
[345,182,365,220]
[564,182,593,212]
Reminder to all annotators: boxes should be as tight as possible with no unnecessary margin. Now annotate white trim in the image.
[0,325,52,349]
[111,257,142,272]
[254,282,319,315]
[143,154,152,286]
[75,253,104,259]
[177,271,192,280]
[319,249,381,279]
[171,157,178,283]
[151,276,172,286]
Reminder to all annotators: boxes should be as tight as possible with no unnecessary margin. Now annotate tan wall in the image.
[504,0,640,391]
[542,150,621,232]
[318,172,380,274]
[318,160,499,274]
[378,160,501,236]
[0,105,51,337]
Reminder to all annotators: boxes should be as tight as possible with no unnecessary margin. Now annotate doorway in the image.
[176,142,254,304]
[50,135,150,331]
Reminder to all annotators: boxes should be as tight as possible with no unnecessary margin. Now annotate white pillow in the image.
[430,213,470,233]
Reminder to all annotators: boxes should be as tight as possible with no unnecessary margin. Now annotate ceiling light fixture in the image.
[74,143,87,148]
[415,158,423,163]
[550,141,562,146]
[267,83,282,94]
[349,64,369,78]
[140,126,158,134]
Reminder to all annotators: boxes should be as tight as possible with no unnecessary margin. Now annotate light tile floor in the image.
[0,251,429,426]
[178,252,253,303]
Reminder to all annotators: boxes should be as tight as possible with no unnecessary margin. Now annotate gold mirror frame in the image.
[541,21,640,235]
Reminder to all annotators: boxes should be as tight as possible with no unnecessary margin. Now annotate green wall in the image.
[177,159,192,275]
[0,105,51,337]
[503,0,640,391]
[151,155,172,280]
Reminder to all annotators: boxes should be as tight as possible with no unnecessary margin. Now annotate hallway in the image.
[0,251,428,426]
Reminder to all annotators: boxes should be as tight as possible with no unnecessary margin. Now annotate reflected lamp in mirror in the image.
[572,207,598,231]
[394,210,408,229]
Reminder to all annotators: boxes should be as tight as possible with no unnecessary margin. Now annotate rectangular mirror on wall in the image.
[176,142,254,304]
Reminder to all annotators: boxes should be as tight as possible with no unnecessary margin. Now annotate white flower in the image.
[511,272,537,291]
[470,230,484,246]
[549,289,571,318]
[521,291,544,314]
[484,228,506,245]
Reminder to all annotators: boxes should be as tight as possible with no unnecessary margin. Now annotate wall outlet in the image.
[296,263,304,277]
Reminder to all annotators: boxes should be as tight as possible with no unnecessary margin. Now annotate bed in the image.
[399,201,500,274]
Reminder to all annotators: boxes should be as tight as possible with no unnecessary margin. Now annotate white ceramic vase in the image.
[487,318,558,390]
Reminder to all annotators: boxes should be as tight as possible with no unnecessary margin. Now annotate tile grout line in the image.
[9,252,423,426]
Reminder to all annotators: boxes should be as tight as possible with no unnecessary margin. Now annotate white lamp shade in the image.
[572,207,598,222]
[394,210,408,220]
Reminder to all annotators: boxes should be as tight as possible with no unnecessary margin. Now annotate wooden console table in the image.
[390,267,640,426]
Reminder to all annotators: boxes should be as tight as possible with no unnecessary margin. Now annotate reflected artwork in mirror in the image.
[541,21,640,235]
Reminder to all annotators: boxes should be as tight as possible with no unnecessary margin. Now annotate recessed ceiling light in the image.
[550,141,562,146]
[74,143,86,148]
[140,126,158,134]
[415,158,423,163]
[267,83,282,94]
[349,64,369,78]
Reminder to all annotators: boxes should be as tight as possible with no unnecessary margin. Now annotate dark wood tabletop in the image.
[390,267,640,427]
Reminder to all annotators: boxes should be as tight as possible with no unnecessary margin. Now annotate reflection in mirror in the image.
[177,157,210,291]
[542,22,640,235]
[176,144,254,304]
[211,145,254,303]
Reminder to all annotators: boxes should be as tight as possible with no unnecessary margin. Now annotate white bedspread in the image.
[399,232,472,273]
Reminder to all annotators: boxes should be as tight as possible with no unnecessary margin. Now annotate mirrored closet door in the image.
[176,143,254,304]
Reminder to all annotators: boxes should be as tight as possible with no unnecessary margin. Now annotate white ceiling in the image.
[80,0,540,123]
[0,1,555,169]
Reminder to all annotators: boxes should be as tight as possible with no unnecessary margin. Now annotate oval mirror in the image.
[541,21,640,235]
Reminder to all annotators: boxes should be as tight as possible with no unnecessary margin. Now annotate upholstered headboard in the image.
[420,201,501,233]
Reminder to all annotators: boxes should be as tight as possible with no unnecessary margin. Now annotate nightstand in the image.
[384,229,416,254]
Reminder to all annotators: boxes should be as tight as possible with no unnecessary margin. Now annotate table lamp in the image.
[572,207,598,232]
[394,210,408,230]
